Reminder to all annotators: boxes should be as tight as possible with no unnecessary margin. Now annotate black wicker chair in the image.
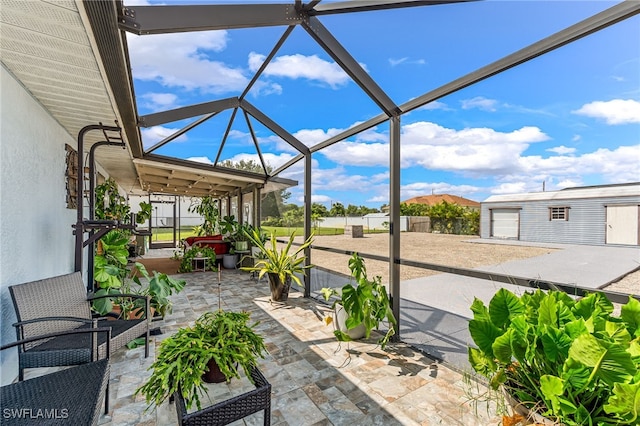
[9,271,149,380]
[0,327,112,426]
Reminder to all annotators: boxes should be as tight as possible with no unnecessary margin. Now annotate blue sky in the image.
[125,0,640,208]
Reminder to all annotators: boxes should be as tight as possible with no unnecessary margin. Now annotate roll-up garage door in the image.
[491,209,520,239]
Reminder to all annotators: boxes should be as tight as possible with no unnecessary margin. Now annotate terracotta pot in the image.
[202,358,227,383]
[108,304,155,320]
[267,273,291,302]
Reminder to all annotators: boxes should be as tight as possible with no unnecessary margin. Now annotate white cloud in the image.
[418,101,449,111]
[571,135,581,142]
[389,57,408,67]
[127,31,250,94]
[249,52,350,89]
[311,194,331,203]
[140,92,179,111]
[573,99,640,125]
[490,144,640,196]
[491,182,529,195]
[389,57,426,67]
[141,126,188,149]
[546,146,576,155]
[220,152,296,171]
[461,96,499,112]
[294,128,343,147]
[186,156,213,165]
[322,121,550,175]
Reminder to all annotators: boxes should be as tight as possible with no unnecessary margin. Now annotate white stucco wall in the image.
[1,66,77,384]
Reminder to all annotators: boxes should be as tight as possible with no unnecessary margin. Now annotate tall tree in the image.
[329,202,345,216]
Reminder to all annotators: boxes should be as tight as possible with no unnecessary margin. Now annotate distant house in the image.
[381,194,480,213]
[402,194,480,210]
[480,183,640,246]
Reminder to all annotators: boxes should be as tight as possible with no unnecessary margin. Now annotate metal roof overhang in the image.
[0,0,296,199]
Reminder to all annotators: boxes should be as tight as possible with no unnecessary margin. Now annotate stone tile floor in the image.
[97,269,502,425]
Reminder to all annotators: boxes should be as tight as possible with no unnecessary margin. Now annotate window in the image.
[549,207,569,221]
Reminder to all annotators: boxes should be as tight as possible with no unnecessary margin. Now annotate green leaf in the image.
[603,382,640,424]
[621,297,640,337]
[468,347,497,379]
[564,318,589,339]
[605,320,632,346]
[561,357,591,391]
[469,319,503,359]
[568,334,635,387]
[541,326,572,363]
[488,288,524,330]
[470,297,490,321]
[540,375,577,415]
[538,294,559,327]
[508,316,529,362]
[492,329,513,364]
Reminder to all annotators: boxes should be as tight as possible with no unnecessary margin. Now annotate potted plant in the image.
[92,262,186,319]
[93,229,130,290]
[242,229,314,302]
[178,246,217,273]
[321,253,397,349]
[188,196,220,236]
[135,310,267,411]
[233,223,253,252]
[468,288,640,425]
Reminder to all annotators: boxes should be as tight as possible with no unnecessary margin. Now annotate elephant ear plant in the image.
[468,288,640,426]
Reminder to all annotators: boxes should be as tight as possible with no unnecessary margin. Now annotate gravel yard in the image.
[305,232,556,284]
[301,232,638,296]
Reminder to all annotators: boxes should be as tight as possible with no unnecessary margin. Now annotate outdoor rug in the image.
[134,257,181,276]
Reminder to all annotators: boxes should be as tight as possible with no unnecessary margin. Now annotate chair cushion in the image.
[1,359,109,426]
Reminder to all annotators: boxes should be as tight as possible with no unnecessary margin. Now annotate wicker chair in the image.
[9,271,150,380]
[0,327,112,426]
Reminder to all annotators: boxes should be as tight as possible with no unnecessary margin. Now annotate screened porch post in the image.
[389,115,401,339]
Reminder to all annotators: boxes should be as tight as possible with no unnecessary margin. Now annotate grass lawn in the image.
[150,226,386,241]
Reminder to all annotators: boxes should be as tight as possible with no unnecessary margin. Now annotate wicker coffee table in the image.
[173,366,271,426]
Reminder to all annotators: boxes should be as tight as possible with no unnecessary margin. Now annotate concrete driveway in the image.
[399,242,640,372]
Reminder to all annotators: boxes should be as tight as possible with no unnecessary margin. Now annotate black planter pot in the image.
[202,358,226,383]
[267,273,291,302]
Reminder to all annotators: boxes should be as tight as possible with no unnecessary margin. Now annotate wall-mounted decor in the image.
[65,144,78,209]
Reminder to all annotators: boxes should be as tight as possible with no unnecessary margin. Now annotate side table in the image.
[192,257,207,272]
[174,366,271,426]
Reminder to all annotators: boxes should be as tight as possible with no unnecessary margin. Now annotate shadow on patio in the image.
[101,269,500,425]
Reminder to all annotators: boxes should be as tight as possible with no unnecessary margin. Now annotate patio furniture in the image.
[173,366,271,426]
[0,327,112,426]
[9,271,150,380]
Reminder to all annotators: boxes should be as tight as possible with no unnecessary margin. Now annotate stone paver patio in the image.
[97,269,502,425]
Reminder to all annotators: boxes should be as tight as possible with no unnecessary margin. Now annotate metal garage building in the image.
[480,183,640,246]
